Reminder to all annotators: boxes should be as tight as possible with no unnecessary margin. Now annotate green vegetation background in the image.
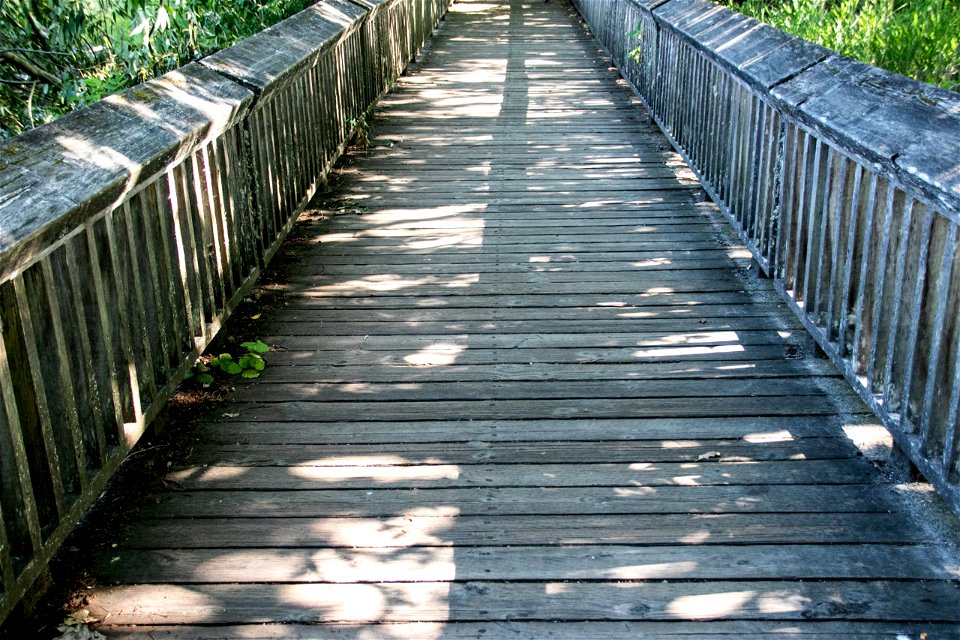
[720,0,959,91]
[0,0,309,139]
[2,0,958,139]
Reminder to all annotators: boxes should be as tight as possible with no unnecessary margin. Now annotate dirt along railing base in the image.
[572,0,960,516]
[0,0,450,623]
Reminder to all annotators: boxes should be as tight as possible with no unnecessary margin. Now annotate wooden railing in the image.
[572,0,960,515]
[0,0,450,621]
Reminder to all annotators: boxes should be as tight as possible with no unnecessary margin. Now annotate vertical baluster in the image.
[798,139,826,314]
[165,167,203,347]
[110,203,157,410]
[787,130,812,293]
[918,224,957,447]
[196,143,228,311]
[828,162,861,347]
[0,329,43,562]
[850,176,885,376]
[13,275,68,518]
[863,185,900,393]
[811,150,844,322]
[186,149,220,330]
[0,494,15,593]
[38,258,89,490]
[888,203,934,420]
[87,219,140,434]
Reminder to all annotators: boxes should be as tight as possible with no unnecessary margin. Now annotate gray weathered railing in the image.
[0,0,449,621]
[572,0,960,514]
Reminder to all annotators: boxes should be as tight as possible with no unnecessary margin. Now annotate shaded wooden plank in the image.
[259,316,795,336]
[194,415,875,445]
[98,544,948,584]
[87,580,960,625]
[165,459,872,489]
[260,330,806,351]
[211,396,868,422]
[232,377,852,404]
[117,512,931,549]
[137,484,898,519]
[97,621,960,640]
[252,360,840,384]
[180,437,859,466]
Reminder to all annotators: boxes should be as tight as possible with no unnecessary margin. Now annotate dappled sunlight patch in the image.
[404,231,483,250]
[295,455,448,468]
[445,274,481,287]
[195,466,247,483]
[312,275,433,293]
[357,204,487,224]
[308,546,456,583]
[317,509,460,548]
[661,440,703,449]
[667,590,755,619]
[642,286,677,295]
[743,430,795,443]
[680,530,713,544]
[613,487,656,497]
[842,423,892,460]
[451,2,501,13]
[289,465,460,482]
[631,344,746,358]
[604,560,698,580]
[757,591,812,614]
[280,583,387,622]
[403,342,466,366]
[639,331,741,346]
[631,257,673,267]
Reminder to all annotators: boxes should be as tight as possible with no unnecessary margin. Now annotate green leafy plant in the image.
[186,339,270,388]
[0,0,310,138]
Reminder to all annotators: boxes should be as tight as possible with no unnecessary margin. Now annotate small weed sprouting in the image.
[186,339,270,388]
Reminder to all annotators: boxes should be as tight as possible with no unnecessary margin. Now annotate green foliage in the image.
[717,0,960,91]
[0,0,310,138]
[185,339,270,387]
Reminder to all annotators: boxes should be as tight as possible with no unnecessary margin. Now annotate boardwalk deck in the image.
[89,0,960,637]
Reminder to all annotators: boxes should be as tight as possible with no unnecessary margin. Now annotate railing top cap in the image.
[774,54,960,212]
[0,63,252,279]
[201,0,367,97]
[652,0,829,90]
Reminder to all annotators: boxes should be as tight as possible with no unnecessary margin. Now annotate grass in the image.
[719,0,960,91]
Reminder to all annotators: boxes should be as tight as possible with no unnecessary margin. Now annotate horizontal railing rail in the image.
[572,0,960,515]
[0,0,450,622]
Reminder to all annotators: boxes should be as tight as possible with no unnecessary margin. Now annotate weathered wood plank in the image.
[179,437,859,466]
[212,395,868,422]
[252,360,839,384]
[97,621,960,640]
[164,459,872,489]
[137,484,897,519]
[232,377,852,403]
[116,512,931,549]
[88,580,960,625]
[98,544,947,584]
[194,415,875,445]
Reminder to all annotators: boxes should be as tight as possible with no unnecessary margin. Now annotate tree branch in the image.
[0,50,61,87]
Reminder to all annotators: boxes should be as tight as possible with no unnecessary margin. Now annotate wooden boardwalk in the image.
[90,0,959,637]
